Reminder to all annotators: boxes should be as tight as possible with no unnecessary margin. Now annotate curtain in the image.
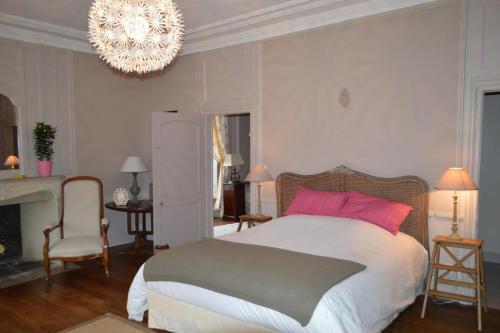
[213,115,228,211]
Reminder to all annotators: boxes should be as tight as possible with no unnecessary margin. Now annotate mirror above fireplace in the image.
[0,94,19,171]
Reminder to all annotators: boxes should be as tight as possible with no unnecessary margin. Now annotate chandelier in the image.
[88,0,184,74]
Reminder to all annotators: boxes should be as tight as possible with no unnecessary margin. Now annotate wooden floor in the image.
[213,218,235,226]
[1,244,499,333]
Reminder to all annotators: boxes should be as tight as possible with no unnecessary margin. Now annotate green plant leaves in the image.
[33,122,56,161]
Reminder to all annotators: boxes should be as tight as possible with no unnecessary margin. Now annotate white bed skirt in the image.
[147,290,278,333]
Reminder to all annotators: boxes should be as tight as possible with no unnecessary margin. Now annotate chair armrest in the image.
[101,218,109,226]
[43,223,62,254]
[43,223,61,237]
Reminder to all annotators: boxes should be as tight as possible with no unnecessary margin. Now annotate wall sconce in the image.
[339,88,350,108]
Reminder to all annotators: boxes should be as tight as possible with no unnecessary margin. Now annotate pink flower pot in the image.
[37,160,52,177]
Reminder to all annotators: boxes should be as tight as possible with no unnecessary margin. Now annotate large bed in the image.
[127,166,430,333]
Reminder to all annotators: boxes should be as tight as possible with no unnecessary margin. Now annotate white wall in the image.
[260,2,461,231]
[70,2,463,246]
[73,53,198,246]
[0,0,489,252]
[0,38,75,179]
[478,93,500,262]
[73,42,259,246]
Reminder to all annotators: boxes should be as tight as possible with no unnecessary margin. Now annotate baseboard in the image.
[483,251,500,264]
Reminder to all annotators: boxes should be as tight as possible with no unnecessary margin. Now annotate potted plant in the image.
[33,122,56,177]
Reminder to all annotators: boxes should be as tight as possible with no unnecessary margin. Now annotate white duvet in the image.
[127,215,428,333]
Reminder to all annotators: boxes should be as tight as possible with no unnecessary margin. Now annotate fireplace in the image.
[0,177,64,280]
[0,176,64,260]
[0,204,21,262]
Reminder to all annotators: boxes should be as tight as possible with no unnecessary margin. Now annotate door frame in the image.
[203,104,262,236]
[459,77,500,238]
[198,42,264,236]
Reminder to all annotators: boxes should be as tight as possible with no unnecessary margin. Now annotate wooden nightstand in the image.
[223,182,246,221]
[237,214,272,232]
[421,236,487,331]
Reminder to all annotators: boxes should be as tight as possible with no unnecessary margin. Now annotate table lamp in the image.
[435,167,478,240]
[223,153,244,183]
[245,164,273,216]
[120,156,148,202]
[4,155,19,169]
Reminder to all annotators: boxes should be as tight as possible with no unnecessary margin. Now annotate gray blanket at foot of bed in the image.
[143,238,366,326]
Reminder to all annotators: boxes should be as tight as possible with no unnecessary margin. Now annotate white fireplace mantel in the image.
[0,176,64,260]
[0,176,63,205]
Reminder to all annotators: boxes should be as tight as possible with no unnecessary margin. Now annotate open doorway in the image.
[477,91,500,310]
[212,113,251,237]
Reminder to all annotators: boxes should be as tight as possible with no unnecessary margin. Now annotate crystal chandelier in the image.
[88,0,184,74]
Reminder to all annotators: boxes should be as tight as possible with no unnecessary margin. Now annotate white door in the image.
[152,111,210,248]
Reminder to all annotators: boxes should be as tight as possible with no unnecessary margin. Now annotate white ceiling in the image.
[0,0,439,55]
[0,0,292,32]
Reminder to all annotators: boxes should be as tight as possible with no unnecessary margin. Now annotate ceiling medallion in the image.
[88,0,184,74]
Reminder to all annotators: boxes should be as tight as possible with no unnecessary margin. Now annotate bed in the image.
[127,166,430,333]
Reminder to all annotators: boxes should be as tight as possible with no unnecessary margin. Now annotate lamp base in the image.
[130,172,140,202]
[448,193,462,241]
[447,232,462,241]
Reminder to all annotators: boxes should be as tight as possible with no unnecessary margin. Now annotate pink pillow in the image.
[339,192,413,235]
[284,186,348,217]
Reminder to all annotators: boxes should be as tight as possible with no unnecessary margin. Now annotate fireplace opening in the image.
[0,204,43,280]
[0,204,21,262]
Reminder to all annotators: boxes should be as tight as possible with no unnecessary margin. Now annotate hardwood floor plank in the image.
[0,244,499,333]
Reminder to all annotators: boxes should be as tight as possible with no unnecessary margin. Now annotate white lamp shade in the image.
[435,167,478,191]
[223,153,244,167]
[3,155,19,166]
[245,164,273,182]
[120,156,148,173]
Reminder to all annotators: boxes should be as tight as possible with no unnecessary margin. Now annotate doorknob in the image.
[160,202,164,207]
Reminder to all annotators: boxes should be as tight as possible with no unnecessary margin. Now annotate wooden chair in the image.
[43,176,110,281]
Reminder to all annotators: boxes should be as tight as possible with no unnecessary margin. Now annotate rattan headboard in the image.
[276,166,430,250]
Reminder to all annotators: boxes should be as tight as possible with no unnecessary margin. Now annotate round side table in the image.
[105,200,153,251]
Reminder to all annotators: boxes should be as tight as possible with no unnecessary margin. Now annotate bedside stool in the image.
[237,214,272,232]
[421,236,487,331]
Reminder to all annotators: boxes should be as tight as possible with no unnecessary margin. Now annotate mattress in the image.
[127,214,428,333]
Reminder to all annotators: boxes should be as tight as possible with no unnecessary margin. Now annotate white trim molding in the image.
[182,0,441,54]
[459,76,500,237]
[0,0,439,55]
[458,0,500,240]
[0,13,91,53]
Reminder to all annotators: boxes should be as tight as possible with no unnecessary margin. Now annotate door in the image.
[152,111,209,248]
[478,92,500,259]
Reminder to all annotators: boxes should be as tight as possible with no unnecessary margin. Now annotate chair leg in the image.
[103,248,110,278]
[44,257,51,281]
[421,243,439,319]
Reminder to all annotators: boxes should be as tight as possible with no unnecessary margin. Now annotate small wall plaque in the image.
[339,88,350,108]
